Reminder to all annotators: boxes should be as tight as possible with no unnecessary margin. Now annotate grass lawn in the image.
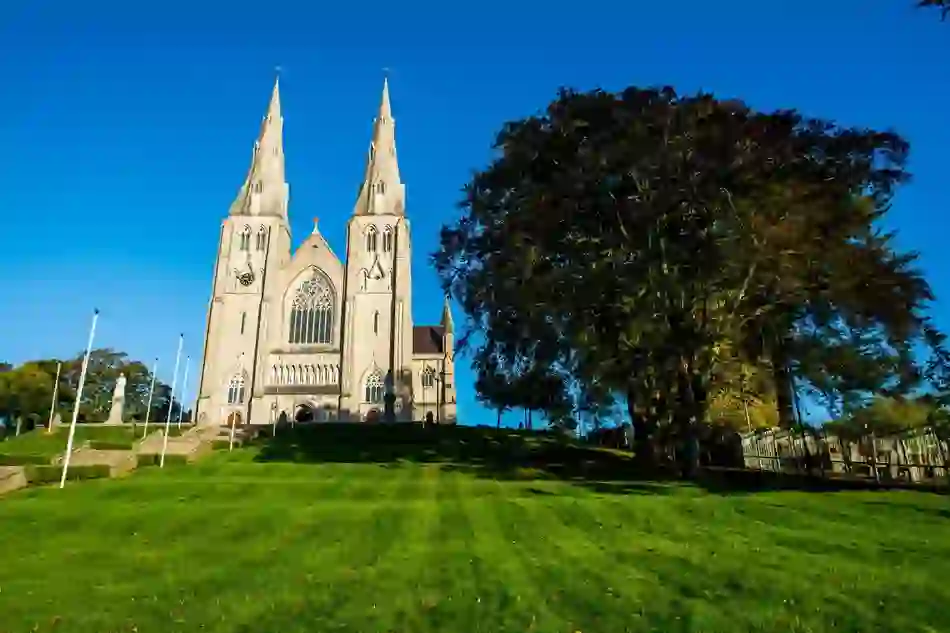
[0,425,140,457]
[0,425,948,632]
[0,423,191,459]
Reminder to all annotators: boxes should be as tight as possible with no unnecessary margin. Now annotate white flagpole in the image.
[46,361,62,434]
[142,358,158,439]
[177,357,190,429]
[60,310,100,489]
[160,335,184,468]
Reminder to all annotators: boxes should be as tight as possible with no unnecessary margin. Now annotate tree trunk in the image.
[673,363,703,479]
[628,385,660,470]
[15,416,22,437]
[496,409,501,428]
[770,335,797,429]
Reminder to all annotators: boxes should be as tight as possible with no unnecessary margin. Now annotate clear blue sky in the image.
[1,0,948,426]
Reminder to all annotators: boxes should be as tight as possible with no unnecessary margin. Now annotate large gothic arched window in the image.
[365,370,383,403]
[227,374,246,404]
[382,226,393,253]
[256,226,267,251]
[289,269,334,345]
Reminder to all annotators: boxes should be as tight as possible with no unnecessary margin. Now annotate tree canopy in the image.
[0,349,181,433]
[918,0,950,20]
[434,85,948,476]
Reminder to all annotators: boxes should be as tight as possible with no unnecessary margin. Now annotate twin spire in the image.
[229,75,402,219]
[229,76,286,218]
[355,76,404,216]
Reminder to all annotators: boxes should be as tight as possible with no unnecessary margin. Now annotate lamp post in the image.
[383,369,396,424]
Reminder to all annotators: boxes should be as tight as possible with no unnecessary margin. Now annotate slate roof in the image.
[412,325,445,355]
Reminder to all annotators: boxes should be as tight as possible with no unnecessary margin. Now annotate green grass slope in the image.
[0,424,948,633]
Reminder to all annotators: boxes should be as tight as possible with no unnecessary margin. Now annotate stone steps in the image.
[0,466,27,494]
[68,447,137,477]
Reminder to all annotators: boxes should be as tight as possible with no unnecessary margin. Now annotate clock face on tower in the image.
[235,264,256,287]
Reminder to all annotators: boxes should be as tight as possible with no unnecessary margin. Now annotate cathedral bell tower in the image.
[195,76,292,426]
[338,78,415,421]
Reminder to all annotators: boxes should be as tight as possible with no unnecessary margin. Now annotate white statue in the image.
[105,373,127,425]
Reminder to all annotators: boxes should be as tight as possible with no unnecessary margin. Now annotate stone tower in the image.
[195,77,291,426]
[338,79,415,421]
[194,77,457,427]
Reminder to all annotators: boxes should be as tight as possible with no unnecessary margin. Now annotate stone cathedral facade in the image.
[194,78,457,426]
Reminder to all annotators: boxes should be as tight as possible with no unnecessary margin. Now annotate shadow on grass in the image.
[250,423,948,497]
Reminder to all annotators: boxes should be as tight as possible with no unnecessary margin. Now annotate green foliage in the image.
[434,84,943,476]
[0,363,55,428]
[0,453,53,465]
[824,395,943,439]
[919,0,950,19]
[0,425,137,457]
[87,440,135,450]
[0,350,181,429]
[135,452,189,467]
[24,463,110,484]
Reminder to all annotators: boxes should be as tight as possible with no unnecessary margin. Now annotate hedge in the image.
[136,453,189,467]
[25,464,110,484]
[0,453,53,466]
[88,441,135,451]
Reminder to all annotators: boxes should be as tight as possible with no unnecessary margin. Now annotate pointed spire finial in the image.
[378,71,392,123]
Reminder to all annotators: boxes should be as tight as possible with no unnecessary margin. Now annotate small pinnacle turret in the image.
[441,296,454,334]
[229,76,287,218]
[353,77,404,216]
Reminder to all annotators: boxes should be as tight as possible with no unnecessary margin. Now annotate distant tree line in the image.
[0,349,183,436]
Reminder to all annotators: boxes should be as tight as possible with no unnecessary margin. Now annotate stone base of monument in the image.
[102,412,125,426]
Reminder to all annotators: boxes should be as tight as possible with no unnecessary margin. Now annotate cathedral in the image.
[194,77,457,426]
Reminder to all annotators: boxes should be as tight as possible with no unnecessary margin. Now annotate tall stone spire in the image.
[353,77,404,216]
[229,75,287,218]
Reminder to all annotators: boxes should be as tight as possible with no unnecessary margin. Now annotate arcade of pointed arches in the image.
[272,362,340,386]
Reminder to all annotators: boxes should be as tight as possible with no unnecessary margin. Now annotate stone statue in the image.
[105,373,127,425]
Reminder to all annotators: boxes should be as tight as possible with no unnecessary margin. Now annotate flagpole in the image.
[60,310,100,489]
[142,358,158,439]
[177,357,190,429]
[46,362,62,434]
[160,335,184,468]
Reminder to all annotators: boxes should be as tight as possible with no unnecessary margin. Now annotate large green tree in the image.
[0,363,55,433]
[435,86,944,476]
[1,350,179,428]
[918,0,950,19]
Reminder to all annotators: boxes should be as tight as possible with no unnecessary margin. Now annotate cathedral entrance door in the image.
[365,409,381,424]
[226,412,242,427]
[295,404,315,424]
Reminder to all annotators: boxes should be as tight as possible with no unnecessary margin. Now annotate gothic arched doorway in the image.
[226,411,242,427]
[295,404,315,424]
[425,412,434,425]
[365,408,381,423]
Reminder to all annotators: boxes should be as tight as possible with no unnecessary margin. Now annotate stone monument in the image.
[105,374,127,425]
